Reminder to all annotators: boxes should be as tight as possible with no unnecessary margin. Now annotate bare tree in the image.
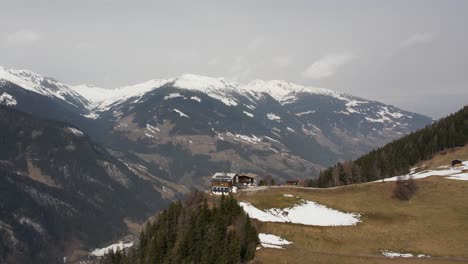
[392,176,418,201]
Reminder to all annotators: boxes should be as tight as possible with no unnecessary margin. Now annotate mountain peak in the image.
[172,73,238,92]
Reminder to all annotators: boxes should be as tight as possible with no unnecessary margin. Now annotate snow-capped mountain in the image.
[0,66,432,184]
[0,66,90,109]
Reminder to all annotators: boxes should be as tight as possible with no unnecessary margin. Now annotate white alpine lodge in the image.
[211,172,258,195]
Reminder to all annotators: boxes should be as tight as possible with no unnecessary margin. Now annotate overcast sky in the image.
[1,0,467,118]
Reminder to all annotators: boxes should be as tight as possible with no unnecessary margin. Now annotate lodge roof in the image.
[238,173,258,178]
[212,172,238,180]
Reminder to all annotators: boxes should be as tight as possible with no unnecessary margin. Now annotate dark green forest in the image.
[310,105,468,188]
[99,193,259,264]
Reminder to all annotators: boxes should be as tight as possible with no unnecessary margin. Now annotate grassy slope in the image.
[415,145,468,170]
[238,177,468,263]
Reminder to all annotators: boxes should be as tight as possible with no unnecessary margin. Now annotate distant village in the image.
[210,172,299,195]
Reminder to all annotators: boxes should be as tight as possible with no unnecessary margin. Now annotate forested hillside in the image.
[99,193,259,264]
[313,105,468,187]
[0,106,166,263]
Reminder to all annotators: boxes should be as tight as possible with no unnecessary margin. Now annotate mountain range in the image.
[0,66,433,262]
[0,66,432,187]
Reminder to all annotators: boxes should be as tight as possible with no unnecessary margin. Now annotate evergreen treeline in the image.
[311,106,468,187]
[99,192,259,264]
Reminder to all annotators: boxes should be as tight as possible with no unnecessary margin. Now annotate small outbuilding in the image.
[452,160,463,167]
[237,173,258,187]
[285,180,299,185]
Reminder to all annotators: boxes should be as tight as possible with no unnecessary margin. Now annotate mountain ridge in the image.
[0,66,432,186]
[2,66,414,118]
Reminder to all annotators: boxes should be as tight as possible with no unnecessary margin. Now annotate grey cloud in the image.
[6,30,40,45]
[302,53,354,80]
[272,55,293,68]
[0,0,466,118]
[400,33,437,49]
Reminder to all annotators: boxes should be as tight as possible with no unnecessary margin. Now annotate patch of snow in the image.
[309,124,321,131]
[190,96,201,102]
[90,241,134,257]
[365,106,408,124]
[379,106,405,119]
[417,254,431,258]
[283,194,294,197]
[0,92,17,106]
[295,110,315,116]
[226,132,262,144]
[259,233,292,249]
[164,93,185,100]
[243,111,254,118]
[286,127,296,132]
[218,97,238,106]
[365,115,390,123]
[381,250,430,259]
[245,104,256,110]
[266,113,281,121]
[66,127,84,136]
[146,124,160,134]
[173,109,189,118]
[240,200,361,226]
[380,161,468,182]
[82,112,99,119]
[334,110,350,115]
[445,173,468,181]
[264,136,281,144]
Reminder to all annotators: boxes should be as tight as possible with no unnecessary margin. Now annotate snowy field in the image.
[239,200,361,226]
[258,233,292,249]
[380,161,468,182]
[90,241,134,257]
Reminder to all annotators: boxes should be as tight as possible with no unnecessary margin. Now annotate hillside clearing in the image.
[238,176,468,263]
[381,160,468,182]
[415,145,468,170]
